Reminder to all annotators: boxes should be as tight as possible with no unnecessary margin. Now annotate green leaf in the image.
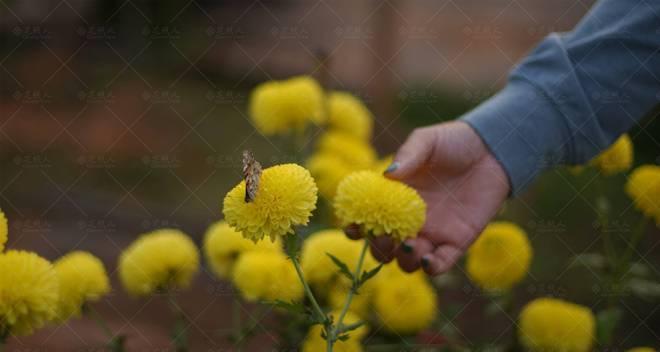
[326,253,354,281]
[596,307,623,346]
[627,278,660,298]
[567,253,606,271]
[265,299,307,314]
[357,264,383,288]
[337,333,351,341]
[340,321,365,334]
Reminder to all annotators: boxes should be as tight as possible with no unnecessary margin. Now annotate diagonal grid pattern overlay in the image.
[0,0,658,350]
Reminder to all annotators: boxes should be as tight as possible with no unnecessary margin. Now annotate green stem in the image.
[233,296,243,352]
[336,240,368,329]
[168,292,188,352]
[291,251,327,323]
[234,305,265,349]
[89,307,113,339]
[327,240,369,352]
[617,216,648,281]
[87,307,124,352]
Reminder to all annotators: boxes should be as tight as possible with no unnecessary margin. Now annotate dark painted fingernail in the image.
[401,242,413,253]
[383,162,399,174]
[421,256,430,268]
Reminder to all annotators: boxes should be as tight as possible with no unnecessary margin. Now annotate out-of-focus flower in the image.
[326,91,373,140]
[118,229,199,296]
[0,250,59,336]
[334,171,426,241]
[0,209,7,252]
[373,264,437,334]
[627,348,656,352]
[249,76,324,135]
[328,277,376,318]
[223,164,318,242]
[306,153,354,200]
[203,221,281,279]
[232,250,302,302]
[301,229,377,287]
[625,164,660,225]
[466,221,532,291]
[302,310,366,352]
[590,134,633,175]
[519,297,595,352]
[53,251,110,321]
[317,131,377,169]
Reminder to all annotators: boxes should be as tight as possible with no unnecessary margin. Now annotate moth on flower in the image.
[242,150,262,203]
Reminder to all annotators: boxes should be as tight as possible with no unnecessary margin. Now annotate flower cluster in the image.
[118,229,199,296]
[249,75,325,135]
[307,131,379,200]
[334,171,426,241]
[326,91,373,141]
[518,297,595,352]
[223,163,318,242]
[466,221,532,291]
[0,212,112,340]
[203,221,281,279]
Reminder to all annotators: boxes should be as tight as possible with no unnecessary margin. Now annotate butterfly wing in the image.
[242,150,262,203]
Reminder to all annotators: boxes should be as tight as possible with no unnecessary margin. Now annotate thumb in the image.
[385,127,436,179]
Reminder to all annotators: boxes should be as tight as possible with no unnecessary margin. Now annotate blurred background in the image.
[0,0,658,351]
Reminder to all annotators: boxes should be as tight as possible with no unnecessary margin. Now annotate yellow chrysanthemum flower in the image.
[301,229,377,287]
[326,91,373,140]
[373,263,437,334]
[232,250,303,302]
[249,75,324,135]
[307,153,354,200]
[302,310,366,352]
[203,221,281,279]
[0,209,7,252]
[466,222,532,291]
[223,164,318,242]
[0,250,59,336]
[625,164,660,225]
[519,298,595,352]
[118,229,199,297]
[334,171,426,241]
[53,251,110,321]
[590,134,633,175]
[627,348,656,352]
[317,131,377,169]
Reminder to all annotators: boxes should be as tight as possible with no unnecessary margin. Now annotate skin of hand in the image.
[370,120,510,275]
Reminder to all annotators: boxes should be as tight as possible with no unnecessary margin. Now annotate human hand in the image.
[370,121,510,275]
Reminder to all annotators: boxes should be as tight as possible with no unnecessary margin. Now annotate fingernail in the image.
[383,162,399,174]
[401,241,413,253]
[421,256,430,268]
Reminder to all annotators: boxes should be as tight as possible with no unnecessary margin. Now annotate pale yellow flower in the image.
[519,298,595,352]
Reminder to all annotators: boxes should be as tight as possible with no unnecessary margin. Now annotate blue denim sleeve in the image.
[461,0,660,195]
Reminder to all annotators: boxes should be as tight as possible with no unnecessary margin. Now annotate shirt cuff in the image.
[461,78,571,196]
